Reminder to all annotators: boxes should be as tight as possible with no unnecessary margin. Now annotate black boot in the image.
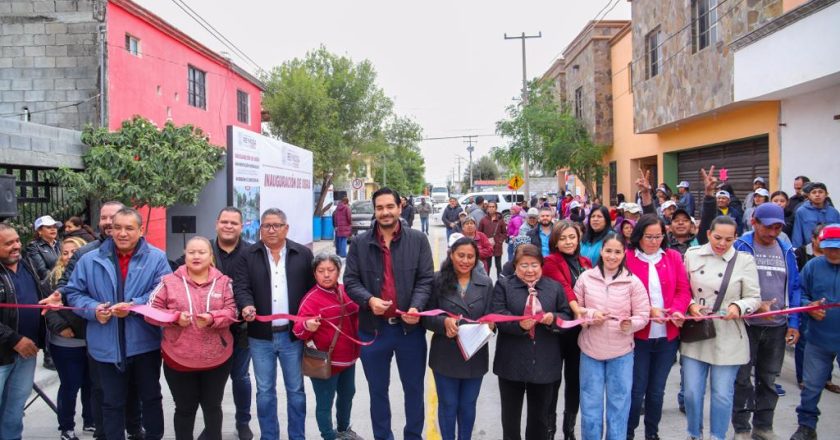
[562,411,577,440]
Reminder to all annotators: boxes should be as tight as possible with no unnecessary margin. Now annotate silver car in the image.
[350,200,374,237]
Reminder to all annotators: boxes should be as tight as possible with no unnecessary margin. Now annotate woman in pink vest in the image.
[146,236,238,440]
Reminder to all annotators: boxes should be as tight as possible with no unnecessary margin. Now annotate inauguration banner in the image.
[227,126,314,246]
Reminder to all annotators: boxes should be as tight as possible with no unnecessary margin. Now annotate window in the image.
[574,87,583,118]
[236,90,250,124]
[125,34,140,56]
[645,27,663,79]
[693,0,718,52]
[187,66,206,109]
[609,161,618,205]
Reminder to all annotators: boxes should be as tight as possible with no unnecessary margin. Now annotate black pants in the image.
[732,325,787,432]
[163,359,232,440]
[88,354,143,438]
[499,376,555,440]
[485,255,503,277]
[96,350,164,440]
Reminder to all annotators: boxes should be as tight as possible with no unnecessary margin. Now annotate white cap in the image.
[618,202,627,210]
[661,200,677,211]
[448,233,465,248]
[34,215,62,230]
[715,190,731,199]
[569,201,581,210]
[527,208,539,218]
[755,188,770,198]
[753,177,766,185]
[623,203,642,214]
[677,181,690,188]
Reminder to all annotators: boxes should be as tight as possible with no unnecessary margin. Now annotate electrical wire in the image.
[0,94,100,118]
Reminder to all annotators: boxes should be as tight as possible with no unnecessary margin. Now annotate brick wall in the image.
[0,118,86,169]
[0,0,104,130]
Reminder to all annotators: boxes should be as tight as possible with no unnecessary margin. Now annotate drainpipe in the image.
[98,23,107,128]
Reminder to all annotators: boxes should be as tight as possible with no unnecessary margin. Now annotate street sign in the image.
[351,178,363,190]
[507,175,524,190]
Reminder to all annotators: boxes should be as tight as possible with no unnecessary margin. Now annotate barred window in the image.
[188,66,206,110]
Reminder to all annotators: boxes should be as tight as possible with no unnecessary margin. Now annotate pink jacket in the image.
[574,268,651,360]
[146,266,237,369]
[624,249,691,341]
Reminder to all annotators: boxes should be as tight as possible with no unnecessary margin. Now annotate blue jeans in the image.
[96,350,164,440]
[0,354,36,439]
[796,342,840,429]
[433,372,483,440]
[682,356,739,440]
[311,365,356,440]
[579,351,633,440]
[230,345,253,425]
[359,324,427,440]
[50,344,93,431]
[628,337,679,438]
[335,237,348,257]
[249,333,306,440]
[420,217,429,234]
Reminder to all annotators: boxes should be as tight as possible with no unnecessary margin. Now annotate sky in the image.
[134,0,632,185]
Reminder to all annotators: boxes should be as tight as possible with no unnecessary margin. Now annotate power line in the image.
[0,94,100,118]
[169,0,266,74]
[422,134,495,141]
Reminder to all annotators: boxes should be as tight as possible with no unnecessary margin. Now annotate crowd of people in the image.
[0,166,838,440]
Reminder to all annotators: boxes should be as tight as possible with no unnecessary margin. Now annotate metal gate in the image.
[1,165,89,244]
[676,136,769,216]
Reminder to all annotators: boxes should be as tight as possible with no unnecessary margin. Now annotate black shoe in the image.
[82,424,95,433]
[236,423,254,440]
[127,428,146,440]
[60,430,79,440]
[679,404,686,414]
[790,425,818,440]
[562,411,577,440]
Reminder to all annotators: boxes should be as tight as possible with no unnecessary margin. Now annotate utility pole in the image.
[464,136,477,192]
[504,31,541,202]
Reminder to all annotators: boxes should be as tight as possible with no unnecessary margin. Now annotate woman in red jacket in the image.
[460,217,494,273]
[293,254,362,440]
[333,197,353,257]
[542,220,593,440]
[624,214,691,440]
[146,236,238,440]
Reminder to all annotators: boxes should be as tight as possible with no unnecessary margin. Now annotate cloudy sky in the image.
[135,0,631,184]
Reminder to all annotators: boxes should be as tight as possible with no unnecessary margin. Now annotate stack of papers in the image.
[456,323,495,361]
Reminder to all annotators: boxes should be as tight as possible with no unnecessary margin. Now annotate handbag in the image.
[680,252,738,343]
[301,294,345,380]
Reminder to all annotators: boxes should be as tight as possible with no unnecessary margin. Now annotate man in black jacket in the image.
[234,208,314,440]
[0,223,47,439]
[441,197,463,239]
[344,187,434,440]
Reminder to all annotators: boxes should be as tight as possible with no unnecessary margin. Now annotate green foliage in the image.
[262,46,425,213]
[495,80,607,196]
[461,155,500,192]
[51,117,225,229]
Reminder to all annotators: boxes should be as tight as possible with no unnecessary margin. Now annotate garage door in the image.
[677,136,769,217]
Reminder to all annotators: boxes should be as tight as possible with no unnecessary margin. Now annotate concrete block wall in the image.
[0,0,103,130]
[0,118,86,169]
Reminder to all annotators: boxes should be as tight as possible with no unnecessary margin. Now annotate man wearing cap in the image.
[667,208,700,256]
[744,177,767,212]
[518,208,540,237]
[26,215,63,280]
[677,181,695,216]
[731,203,802,440]
[792,183,840,248]
[527,207,555,257]
[716,190,744,236]
[743,188,771,233]
[442,197,464,239]
[660,200,678,224]
[791,224,840,440]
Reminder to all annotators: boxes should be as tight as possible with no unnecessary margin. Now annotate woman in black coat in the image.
[493,243,573,440]
[423,237,495,440]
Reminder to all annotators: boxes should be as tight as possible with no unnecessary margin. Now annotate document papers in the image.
[456,323,495,361]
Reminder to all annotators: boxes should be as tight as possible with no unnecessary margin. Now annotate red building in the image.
[106,0,264,249]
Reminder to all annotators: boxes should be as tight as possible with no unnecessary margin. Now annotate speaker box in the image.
[171,215,196,234]
[0,175,17,219]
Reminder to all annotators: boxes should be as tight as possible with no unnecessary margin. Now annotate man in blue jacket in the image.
[792,182,840,247]
[677,180,695,216]
[791,224,840,440]
[731,203,802,440]
[65,207,171,440]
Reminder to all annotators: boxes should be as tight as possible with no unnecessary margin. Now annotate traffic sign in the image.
[507,175,524,190]
[351,178,363,190]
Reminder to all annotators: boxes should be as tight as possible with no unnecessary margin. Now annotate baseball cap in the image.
[715,190,731,199]
[818,224,840,249]
[565,191,573,196]
[677,181,690,189]
[661,200,677,211]
[447,233,465,248]
[569,201,581,210]
[753,203,785,226]
[753,177,766,185]
[672,208,693,222]
[34,215,62,230]
[527,208,539,218]
[623,203,642,214]
[458,211,468,217]
[511,234,532,251]
[754,188,770,198]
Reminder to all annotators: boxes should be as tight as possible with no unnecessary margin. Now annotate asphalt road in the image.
[23,222,840,439]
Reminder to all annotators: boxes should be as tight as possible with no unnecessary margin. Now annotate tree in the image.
[51,116,225,232]
[461,155,499,192]
[495,80,607,196]
[262,46,423,214]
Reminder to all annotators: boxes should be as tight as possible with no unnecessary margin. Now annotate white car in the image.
[458,191,526,221]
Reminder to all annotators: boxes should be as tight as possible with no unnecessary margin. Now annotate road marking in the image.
[425,228,443,440]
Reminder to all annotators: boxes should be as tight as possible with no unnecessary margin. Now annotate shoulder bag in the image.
[680,251,738,343]
[301,293,345,379]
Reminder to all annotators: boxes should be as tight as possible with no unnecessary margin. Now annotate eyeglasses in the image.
[643,234,664,241]
[260,223,287,231]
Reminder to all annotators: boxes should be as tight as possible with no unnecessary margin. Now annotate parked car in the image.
[350,200,374,236]
[458,191,526,222]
